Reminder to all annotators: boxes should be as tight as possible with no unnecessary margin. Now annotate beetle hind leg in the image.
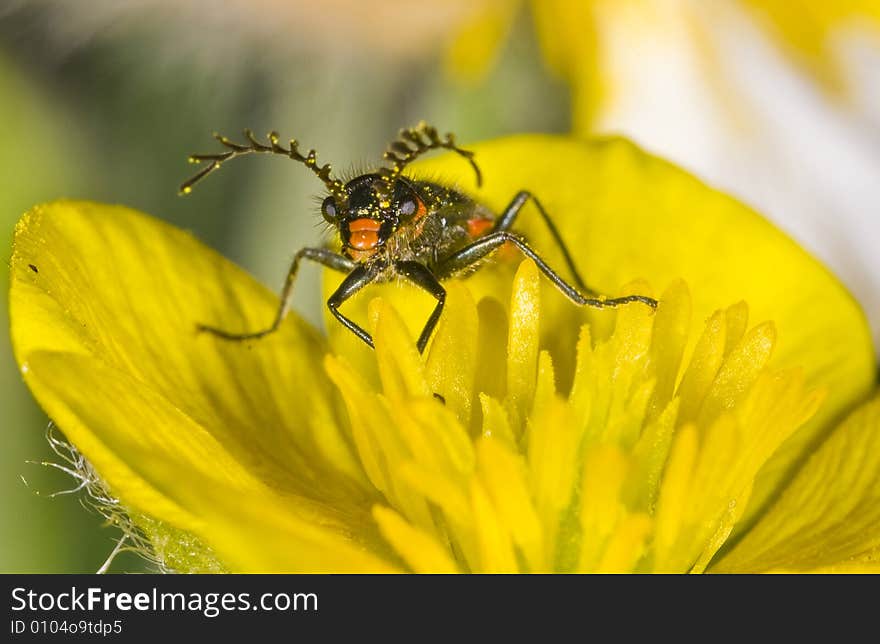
[437,231,658,310]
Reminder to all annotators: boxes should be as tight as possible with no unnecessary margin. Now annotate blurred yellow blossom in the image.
[448,0,880,129]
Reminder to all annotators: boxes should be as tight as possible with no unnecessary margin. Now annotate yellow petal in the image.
[425,282,479,427]
[766,561,880,574]
[474,296,510,403]
[568,324,595,427]
[479,393,517,446]
[22,351,392,573]
[578,444,630,571]
[477,436,545,572]
[531,351,557,426]
[677,310,727,425]
[470,479,519,573]
[325,356,435,533]
[646,280,692,423]
[652,424,699,572]
[412,135,875,529]
[715,393,880,572]
[11,201,364,492]
[196,494,397,573]
[371,298,431,401]
[506,259,541,432]
[627,397,678,512]
[696,321,776,427]
[324,355,398,498]
[398,462,471,533]
[595,513,653,574]
[723,301,750,359]
[9,201,401,570]
[396,399,475,481]
[373,506,459,574]
[526,396,579,566]
[22,351,252,533]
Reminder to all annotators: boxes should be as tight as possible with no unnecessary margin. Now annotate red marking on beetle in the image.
[350,230,379,250]
[467,217,517,260]
[348,218,381,250]
[409,198,429,237]
[348,248,377,262]
[414,198,427,221]
[349,218,381,233]
[467,218,494,239]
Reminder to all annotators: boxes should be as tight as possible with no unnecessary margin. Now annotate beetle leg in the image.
[326,264,380,349]
[493,190,594,294]
[197,247,355,341]
[395,261,446,353]
[436,232,657,309]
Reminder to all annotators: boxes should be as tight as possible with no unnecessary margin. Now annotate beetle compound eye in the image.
[399,198,417,217]
[321,196,339,223]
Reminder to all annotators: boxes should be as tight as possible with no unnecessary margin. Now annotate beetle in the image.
[181,122,657,352]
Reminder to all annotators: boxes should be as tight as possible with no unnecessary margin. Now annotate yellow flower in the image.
[448,1,880,128]
[9,135,878,572]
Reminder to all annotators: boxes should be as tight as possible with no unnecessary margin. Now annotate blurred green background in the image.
[0,3,568,572]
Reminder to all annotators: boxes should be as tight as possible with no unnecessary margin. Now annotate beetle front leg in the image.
[327,264,380,349]
[198,247,356,341]
[395,261,446,353]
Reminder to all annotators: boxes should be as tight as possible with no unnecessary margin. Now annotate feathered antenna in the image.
[376,121,482,195]
[180,129,346,198]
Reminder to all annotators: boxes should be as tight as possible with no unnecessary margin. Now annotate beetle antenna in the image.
[377,121,482,192]
[180,129,346,198]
